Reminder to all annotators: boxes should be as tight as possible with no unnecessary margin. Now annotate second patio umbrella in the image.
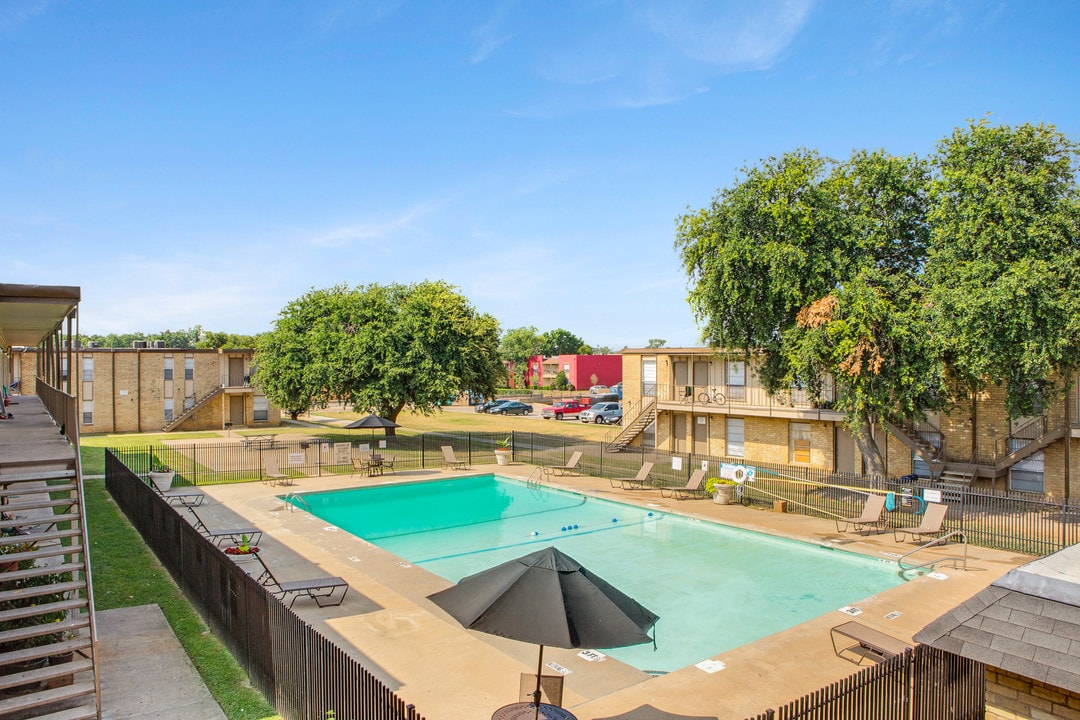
[427,546,658,715]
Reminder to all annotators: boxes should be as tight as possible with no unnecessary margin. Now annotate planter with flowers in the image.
[494,437,512,466]
[148,461,175,492]
[225,535,259,556]
[705,477,738,505]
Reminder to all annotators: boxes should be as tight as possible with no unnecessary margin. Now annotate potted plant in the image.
[494,437,512,466]
[705,477,738,505]
[148,460,175,492]
[224,535,259,555]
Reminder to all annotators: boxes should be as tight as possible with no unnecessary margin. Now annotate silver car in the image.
[579,401,621,424]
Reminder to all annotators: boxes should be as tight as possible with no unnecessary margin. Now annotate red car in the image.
[540,400,589,420]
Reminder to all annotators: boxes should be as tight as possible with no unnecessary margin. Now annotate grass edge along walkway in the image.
[84,476,279,720]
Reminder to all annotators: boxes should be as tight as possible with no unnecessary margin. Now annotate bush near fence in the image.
[109,430,1080,558]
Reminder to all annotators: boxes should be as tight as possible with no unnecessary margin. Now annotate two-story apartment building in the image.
[617,347,1079,498]
[11,344,280,434]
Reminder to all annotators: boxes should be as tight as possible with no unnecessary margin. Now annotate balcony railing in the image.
[656,383,836,412]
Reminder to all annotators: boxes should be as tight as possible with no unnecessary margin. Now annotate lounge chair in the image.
[830,620,913,665]
[836,494,887,535]
[616,461,655,490]
[441,445,469,471]
[148,475,204,507]
[251,553,349,609]
[186,507,262,548]
[543,450,583,477]
[262,455,291,486]
[893,502,948,543]
[660,469,707,500]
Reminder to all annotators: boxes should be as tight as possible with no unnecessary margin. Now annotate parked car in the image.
[489,400,532,416]
[579,402,622,424]
[589,385,610,395]
[540,399,589,420]
[475,399,502,413]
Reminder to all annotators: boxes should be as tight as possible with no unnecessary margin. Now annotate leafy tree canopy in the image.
[253,281,504,422]
[539,328,587,356]
[79,325,262,349]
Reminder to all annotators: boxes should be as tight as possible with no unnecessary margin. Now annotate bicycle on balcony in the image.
[697,387,726,404]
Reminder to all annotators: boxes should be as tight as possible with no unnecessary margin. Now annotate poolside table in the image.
[491,702,576,720]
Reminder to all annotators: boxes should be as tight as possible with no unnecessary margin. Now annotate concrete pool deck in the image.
[197,464,1033,720]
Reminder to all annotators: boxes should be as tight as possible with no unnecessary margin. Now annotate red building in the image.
[527,354,621,390]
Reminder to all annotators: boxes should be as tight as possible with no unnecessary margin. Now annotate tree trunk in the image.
[850,411,886,477]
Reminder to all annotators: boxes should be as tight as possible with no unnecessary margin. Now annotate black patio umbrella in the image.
[344,414,400,441]
[427,546,658,716]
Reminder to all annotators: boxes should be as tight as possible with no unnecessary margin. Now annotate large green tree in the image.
[499,326,543,386]
[676,149,942,475]
[253,281,504,423]
[539,328,586,356]
[927,120,1080,419]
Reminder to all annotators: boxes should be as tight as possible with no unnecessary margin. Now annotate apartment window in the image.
[184,397,194,411]
[164,357,174,381]
[726,418,745,458]
[82,400,93,425]
[253,396,269,422]
[642,357,657,397]
[164,399,174,423]
[790,422,811,464]
[184,356,194,381]
[82,356,94,382]
[61,358,68,381]
[1009,442,1045,493]
[727,360,745,401]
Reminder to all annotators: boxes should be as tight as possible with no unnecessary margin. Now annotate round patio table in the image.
[490,702,577,720]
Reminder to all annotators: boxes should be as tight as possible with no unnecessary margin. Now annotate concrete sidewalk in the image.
[97,605,226,720]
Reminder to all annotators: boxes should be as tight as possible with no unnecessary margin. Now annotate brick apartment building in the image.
[616,347,1078,498]
[11,344,280,434]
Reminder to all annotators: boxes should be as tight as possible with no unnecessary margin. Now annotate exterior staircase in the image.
[607,399,655,452]
[883,419,945,474]
[163,384,225,432]
[0,468,99,720]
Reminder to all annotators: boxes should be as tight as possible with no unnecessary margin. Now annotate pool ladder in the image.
[283,491,313,514]
[897,529,969,577]
[526,467,545,487]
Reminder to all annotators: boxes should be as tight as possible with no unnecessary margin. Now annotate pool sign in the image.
[720,463,756,483]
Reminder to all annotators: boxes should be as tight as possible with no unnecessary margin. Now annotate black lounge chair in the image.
[251,553,349,608]
[186,507,262,547]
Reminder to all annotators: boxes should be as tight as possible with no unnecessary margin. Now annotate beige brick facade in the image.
[620,348,1079,497]
[987,667,1080,720]
[11,347,280,434]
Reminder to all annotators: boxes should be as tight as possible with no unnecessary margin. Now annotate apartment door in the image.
[230,396,245,425]
[672,414,687,454]
[228,357,245,386]
[693,361,710,392]
[835,426,856,474]
[673,361,689,400]
[693,415,709,456]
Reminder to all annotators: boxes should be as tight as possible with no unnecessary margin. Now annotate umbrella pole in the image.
[533,644,544,717]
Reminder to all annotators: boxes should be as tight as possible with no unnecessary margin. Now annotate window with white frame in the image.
[726,417,745,458]
[184,356,194,380]
[727,360,745,401]
[82,356,94,382]
[642,357,657,397]
[164,399,174,422]
[790,422,811,464]
[82,400,93,425]
[164,357,173,381]
[253,396,269,422]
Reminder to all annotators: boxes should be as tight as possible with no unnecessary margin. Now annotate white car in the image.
[588,385,610,395]
[579,401,621,424]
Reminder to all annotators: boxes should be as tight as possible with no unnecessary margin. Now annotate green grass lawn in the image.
[85,476,278,719]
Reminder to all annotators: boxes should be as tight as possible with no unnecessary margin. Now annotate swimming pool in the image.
[295,475,903,673]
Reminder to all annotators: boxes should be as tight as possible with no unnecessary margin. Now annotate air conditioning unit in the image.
[87,341,100,348]
[151,340,166,349]
[132,341,148,349]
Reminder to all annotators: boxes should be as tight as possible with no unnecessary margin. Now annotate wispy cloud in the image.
[315,0,403,34]
[0,0,52,30]
[468,2,517,65]
[304,199,449,249]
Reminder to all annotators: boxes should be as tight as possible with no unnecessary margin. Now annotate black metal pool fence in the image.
[105,451,426,720]
[108,430,1080,557]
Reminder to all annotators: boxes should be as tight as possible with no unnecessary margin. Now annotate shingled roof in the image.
[914,543,1080,695]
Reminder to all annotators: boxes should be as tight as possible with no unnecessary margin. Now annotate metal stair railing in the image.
[897,529,969,576]
[606,398,655,452]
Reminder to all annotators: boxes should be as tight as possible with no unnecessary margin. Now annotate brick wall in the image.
[986,666,1080,720]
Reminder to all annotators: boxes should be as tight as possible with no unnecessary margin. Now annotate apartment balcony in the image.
[655,383,846,421]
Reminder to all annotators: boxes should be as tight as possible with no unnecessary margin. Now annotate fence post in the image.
[421,434,426,469]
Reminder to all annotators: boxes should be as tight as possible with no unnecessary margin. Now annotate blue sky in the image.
[3,1,1078,349]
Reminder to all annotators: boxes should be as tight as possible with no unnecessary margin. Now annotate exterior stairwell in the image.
[883,419,945,477]
[607,399,655,452]
[163,384,225,432]
[0,468,99,720]
[993,417,1067,476]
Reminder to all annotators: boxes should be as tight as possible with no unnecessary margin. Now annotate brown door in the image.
[836,426,855,474]
[672,414,687,454]
[230,396,245,425]
[229,357,245,386]
[693,415,709,456]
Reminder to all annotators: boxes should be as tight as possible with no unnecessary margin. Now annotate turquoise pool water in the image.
[297,475,903,673]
